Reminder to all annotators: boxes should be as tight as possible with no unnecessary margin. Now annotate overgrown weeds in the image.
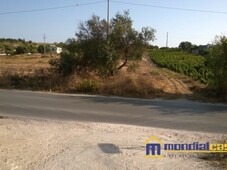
[78,79,99,93]
[199,137,227,169]
[0,68,61,90]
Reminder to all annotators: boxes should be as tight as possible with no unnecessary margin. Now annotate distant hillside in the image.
[0,38,63,55]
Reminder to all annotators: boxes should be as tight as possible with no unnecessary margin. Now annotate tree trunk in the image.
[117,58,128,70]
[118,47,129,70]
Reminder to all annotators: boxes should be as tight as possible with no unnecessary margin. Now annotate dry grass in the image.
[0,54,56,76]
[0,54,57,90]
[63,60,204,99]
[0,54,205,99]
[199,137,227,169]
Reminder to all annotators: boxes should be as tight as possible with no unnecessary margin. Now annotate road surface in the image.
[0,89,226,133]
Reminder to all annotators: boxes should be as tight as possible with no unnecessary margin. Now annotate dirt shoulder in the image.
[0,116,225,170]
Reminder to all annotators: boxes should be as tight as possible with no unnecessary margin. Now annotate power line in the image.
[111,0,227,15]
[0,1,106,15]
[1,0,227,16]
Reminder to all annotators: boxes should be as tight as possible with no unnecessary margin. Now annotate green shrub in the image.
[78,80,99,93]
[207,36,227,98]
[49,52,77,76]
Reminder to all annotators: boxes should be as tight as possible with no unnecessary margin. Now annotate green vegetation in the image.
[49,52,77,76]
[207,36,227,98]
[50,11,156,77]
[78,80,99,93]
[150,49,211,83]
[0,13,226,101]
[0,38,34,55]
[37,44,51,54]
[150,38,227,100]
[0,38,61,55]
[178,41,193,52]
[178,41,210,56]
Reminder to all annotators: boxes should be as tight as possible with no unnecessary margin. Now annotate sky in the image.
[0,0,227,47]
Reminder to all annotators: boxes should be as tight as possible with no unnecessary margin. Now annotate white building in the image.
[50,45,62,54]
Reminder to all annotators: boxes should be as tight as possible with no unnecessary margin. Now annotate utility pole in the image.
[166,32,169,47]
[107,0,110,39]
[43,34,46,54]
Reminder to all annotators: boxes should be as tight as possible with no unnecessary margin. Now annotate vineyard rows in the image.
[150,49,211,83]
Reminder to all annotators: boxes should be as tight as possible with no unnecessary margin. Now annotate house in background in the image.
[50,45,62,54]
[191,44,211,56]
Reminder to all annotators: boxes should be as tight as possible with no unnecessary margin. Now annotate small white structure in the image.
[50,45,62,54]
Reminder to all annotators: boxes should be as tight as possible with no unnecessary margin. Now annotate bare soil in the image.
[0,117,225,170]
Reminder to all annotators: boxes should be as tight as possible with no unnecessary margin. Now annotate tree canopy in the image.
[179,41,193,52]
[51,11,156,76]
[207,36,227,98]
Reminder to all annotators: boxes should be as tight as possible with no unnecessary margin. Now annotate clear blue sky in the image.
[0,0,227,47]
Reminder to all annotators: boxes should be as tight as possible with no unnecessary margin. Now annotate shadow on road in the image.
[70,95,227,115]
[1,89,227,133]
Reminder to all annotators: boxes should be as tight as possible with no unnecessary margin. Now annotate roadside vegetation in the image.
[207,36,227,99]
[0,11,226,101]
[0,53,201,99]
[150,36,227,100]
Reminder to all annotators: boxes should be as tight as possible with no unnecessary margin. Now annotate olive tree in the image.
[50,11,156,76]
[110,11,156,69]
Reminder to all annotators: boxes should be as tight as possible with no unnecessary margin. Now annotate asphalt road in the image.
[0,89,227,133]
